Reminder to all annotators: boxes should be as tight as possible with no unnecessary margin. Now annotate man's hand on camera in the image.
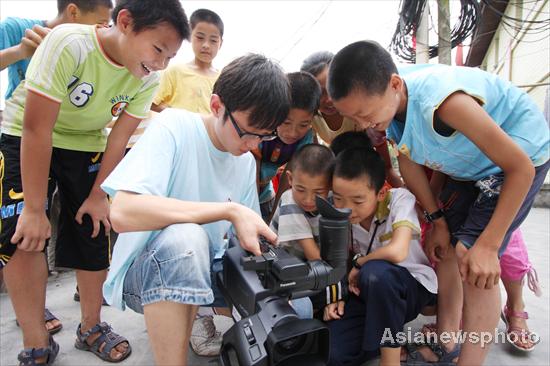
[229,203,277,256]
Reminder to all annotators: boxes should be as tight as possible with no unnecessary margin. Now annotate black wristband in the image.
[424,208,445,223]
[352,253,364,269]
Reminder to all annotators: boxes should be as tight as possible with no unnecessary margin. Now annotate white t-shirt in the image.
[270,190,320,260]
[101,108,260,309]
[351,188,437,294]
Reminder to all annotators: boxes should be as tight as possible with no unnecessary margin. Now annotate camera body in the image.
[217,197,351,366]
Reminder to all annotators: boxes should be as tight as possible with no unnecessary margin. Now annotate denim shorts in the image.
[439,159,550,256]
[122,223,227,314]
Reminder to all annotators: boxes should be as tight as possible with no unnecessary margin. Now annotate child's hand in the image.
[11,208,51,251]
[323,301,345,321]
[457,241,500,289]
[75,191,111,238]
[18,25,50,59]
[424,220,450,263]
[229,203,276,256]
[348,267,361,296]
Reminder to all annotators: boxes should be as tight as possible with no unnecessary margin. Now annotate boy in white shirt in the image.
[328,147,438,365]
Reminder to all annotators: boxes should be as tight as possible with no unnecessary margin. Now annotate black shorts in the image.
[0,134,110,270]
[439,159,550,256]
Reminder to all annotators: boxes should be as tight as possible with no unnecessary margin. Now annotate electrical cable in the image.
[389,0,481,63]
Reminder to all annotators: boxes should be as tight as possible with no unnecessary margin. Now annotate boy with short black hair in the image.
[270,144,339,318]
[254,71,321,220]
[0,0,114,337]
[300,51,403,188]
[152,8,224,114]
[0,0,189,364]
[102,53,291,365]
[270,144,334,260]
[327,40,549,365]
[330,130,373,156]
[328,147,438,365]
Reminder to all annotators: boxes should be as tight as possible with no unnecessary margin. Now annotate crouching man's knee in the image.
[124,223,215,309]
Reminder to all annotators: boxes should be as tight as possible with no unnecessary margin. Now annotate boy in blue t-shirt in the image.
[0,0,113,100]
[252,71,320,221]
[327,40,549,365]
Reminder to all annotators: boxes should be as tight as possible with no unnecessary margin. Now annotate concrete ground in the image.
[1,208,549,366]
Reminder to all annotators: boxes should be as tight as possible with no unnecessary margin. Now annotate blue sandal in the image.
[403,342,460,365]
[403,343,431,365]
[17,335,59,366]
[74,322,131,363]
[427,342,460,364]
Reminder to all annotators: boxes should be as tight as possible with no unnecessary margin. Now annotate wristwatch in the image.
[352,253,364,269]
[424,208,445,223]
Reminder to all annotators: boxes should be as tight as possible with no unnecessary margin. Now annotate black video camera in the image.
[217,196,351,366]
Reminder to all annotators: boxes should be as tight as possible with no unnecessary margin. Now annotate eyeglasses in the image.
[227,110,278,142]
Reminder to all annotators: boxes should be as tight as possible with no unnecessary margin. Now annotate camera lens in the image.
[275,334,307,355]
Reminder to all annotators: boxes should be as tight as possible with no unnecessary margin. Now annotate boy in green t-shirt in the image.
[0,0,189,364]
[0,0,114,336]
